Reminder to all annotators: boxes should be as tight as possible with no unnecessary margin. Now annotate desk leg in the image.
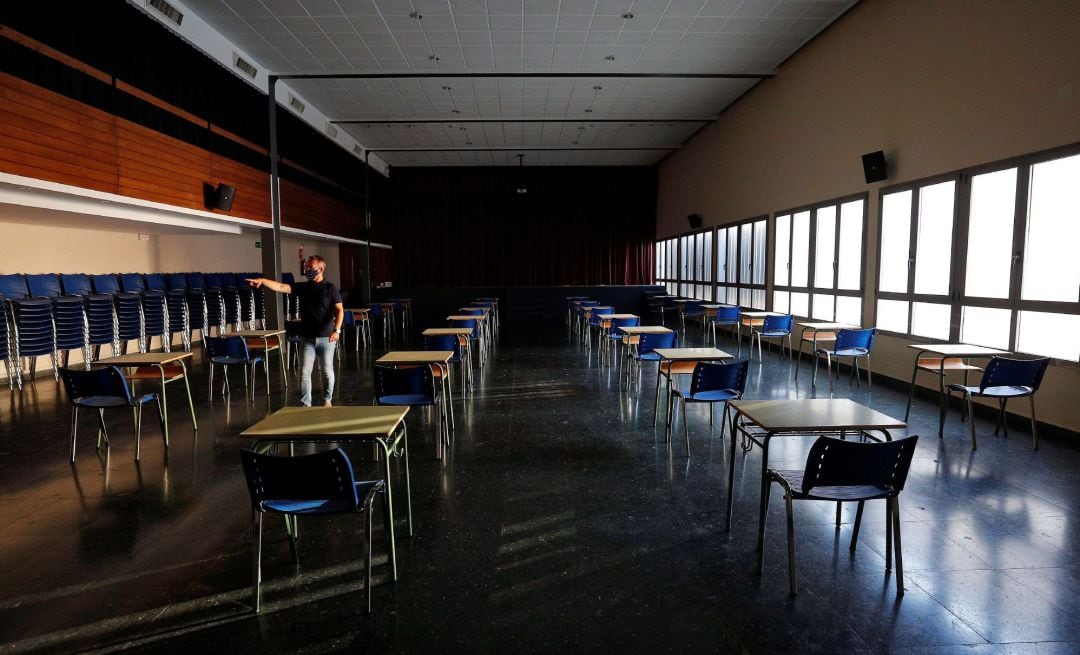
[794,329,807,380]
[726,412,738,530]
[155,365,170,447]
[402,424,413,537]
[179,360,198,431]
[937,363,947,437]
[378,436,398,581]
[276,337,288,388]
[904,360,920,422]
[754,434,772,573]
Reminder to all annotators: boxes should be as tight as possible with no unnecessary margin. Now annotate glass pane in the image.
[751,289,766,309]
[773,291,789,313]
[837,199,863,290]
[726,287,738,305]
[812,293,835,321]
[726,228,739,284]
[879,191,912,293]
[774,214,790,286]
[791,211,810,287]
[739,288,752,307]
[739,224,753,283]
[1023,154,1080,302]
[1017,311,1080,361]
[814,205,837,289]
[836,296,862,325]
[655,242,663,279]
[914,180,956,295]
[703,231,712,282]
[960,305,1011,350]
[965,168,1017,299]
[680,236,690,281]
[911,301,951,339]
[752,220,767,285]
[791,292,809,317]
[876,299,909,333]
[715,229,726,284]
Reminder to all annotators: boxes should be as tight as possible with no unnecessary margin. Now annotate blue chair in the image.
[121,273,171,352]
[284,320,303,368]
[374,364,448,457]
[366,303,393,344]
[146,273,191,350]
[761,435,919,596]
[448,318,481,368]
[710,306,740,347]
[60,366,164,462]
[423,333,467,397]
[0,274,58,387]
[814,328,876,390]
[0,293,13,389]
[603,315,640,365]
[575,300,599,335]
[670,360,750,452]
[205,336,266,402]
[625,331,678,423]
[751,314,794,361]
[26,274,89,370]
[239,447,388,613]
[681,300,705,335]
[61,273,119,358]
[92,274,145,354]
[946,356,1051,450]
[585,306,613,349]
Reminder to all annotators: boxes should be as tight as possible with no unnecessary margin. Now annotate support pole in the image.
[264,75,285,329]
[362,150,373,305]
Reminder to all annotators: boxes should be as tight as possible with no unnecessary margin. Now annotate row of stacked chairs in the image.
[0,272,267,390]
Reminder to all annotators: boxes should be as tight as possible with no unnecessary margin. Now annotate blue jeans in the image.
[299,337,336,406]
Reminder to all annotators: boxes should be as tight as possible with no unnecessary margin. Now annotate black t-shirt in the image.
[292,280,342,338]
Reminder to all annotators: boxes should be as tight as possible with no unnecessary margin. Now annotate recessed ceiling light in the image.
[592,85,602,91]
[577,126,586,130]
[429,55,440,61]
[441,85,452,90]
[572,141,579,144]
[622,12,634,19]
[584,108,593,113]
[605,55,615,61]
[465,141,472,145]
[452,109,461,113]
[409,11,422,19]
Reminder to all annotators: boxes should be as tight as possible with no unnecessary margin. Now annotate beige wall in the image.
[657,0,1080,433]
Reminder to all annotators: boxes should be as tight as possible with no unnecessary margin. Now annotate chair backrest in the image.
[60,274,93,296]
[461,308,485,317]
[59,366,132,402]
[762,314,793,332]
[423,334,458,353]
[685,300,704,312]
[26,274,61,298]
[204,273,224,289]
[145,274,167,291]
[0,274,29,299]
[205,335,251,361]
[714,305,740,322]
[448,318,478,338]
[165,273,188,291]
[220,273,239,288]
[239,448,359,509]
[801,435,919,495]
[980,356,1050,392]
[374,364,435,401]
[119,273,146,293]
[689,359,749,396]
[186,273,206,290]
[835,327,875,352]
[638,331,677,355]
[90,274,121,294]
[365,303,383,316]
[610,316,641,335]
[342,311,356,327]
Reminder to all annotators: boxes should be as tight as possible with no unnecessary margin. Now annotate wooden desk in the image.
[727,398,906,571]
[794,322,857,385]
[448,314,490,362]
[241,406,411,580]
[905,343,1010,436]
[422,328,474,390]
[376,351,455,459]
[91,351,198,445]
[232,329,288,385]
[652,347,735,435]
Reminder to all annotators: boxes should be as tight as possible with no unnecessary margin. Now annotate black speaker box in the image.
[862,151,887,183]
[203,182,236,211]
[687,213,703,229]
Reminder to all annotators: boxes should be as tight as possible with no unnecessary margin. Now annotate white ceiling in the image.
[180,0,858,166]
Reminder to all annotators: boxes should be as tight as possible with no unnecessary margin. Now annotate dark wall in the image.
[388,166,657,287]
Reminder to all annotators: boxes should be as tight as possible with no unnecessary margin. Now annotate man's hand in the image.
[246,278,263,288]
[329,331,340,343]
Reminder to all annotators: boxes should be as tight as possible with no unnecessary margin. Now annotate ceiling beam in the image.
[368,146,678,152]
[333,118,713,125]
[275,72,772,80]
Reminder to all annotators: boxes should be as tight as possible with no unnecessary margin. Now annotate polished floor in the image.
[1,322,1078,654]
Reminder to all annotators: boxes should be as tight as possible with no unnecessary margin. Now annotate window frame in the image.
[717,215,768,309]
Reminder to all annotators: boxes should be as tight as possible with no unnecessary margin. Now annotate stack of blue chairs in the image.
[91,274,145,354]
[0,293,12,389]
[0,274,59,388]
[187,273,225,337]
[120,273,170,352]
[207,273,242,331]
[147,273,190,350]
[60,274,119,359]
[26,274,90,369]
[246,272,265,328]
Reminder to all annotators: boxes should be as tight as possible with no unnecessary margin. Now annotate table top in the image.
[346,307,371,313]
[653,347,734,361]
[908,343,1010,357]
[797,322,857,331]
[620,326,674,335]
[701,304,733,309]
[741,311,785,318]
[377,351,454,364]
[595,313,639,319]
[92,351,193,366]
[241,406,409,439]
[730,399,906,433]
[461,307,491,313]
[422,328,473,336]
[231,329,286,337]
[447,314,487,321]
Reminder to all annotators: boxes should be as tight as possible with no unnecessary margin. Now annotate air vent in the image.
[353,145,365,157]
[146,0,183,26]
[325,123,338,139]
[288,95,305,114]
[233,53,258,79]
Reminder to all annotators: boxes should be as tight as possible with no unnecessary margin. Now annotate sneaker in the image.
[323,400,332,407]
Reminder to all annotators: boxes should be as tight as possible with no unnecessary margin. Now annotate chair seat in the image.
[74,393,154,408]
[679,388,740,402]
[211,356,263,366]
[639,352,662,361]
[769,470,893,501]
[758,330,790,337]
[948,383,1034,398]
[380,394,436,406]
[818,347,869,357]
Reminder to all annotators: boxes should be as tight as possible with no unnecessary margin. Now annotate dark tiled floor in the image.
[1,323,1078,654]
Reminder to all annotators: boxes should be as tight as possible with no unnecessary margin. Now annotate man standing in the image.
[246,255,343,406]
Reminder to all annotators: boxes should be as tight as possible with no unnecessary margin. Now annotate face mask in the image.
[304,268,320,281]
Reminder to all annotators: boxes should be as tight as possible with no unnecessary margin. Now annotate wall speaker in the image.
[204,182,236,211]
[862,151,887,183]
[687,212,703,229]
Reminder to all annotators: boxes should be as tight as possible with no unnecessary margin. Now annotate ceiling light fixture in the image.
[593,85,602,91]
[622,12,634,19]
[441,85,452,90]
[605,55,616,61]
[584,108,593,113]
[409,11,422,19]
[429,55,440,61]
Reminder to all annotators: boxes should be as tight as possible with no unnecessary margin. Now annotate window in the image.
[876,148,1080,362]
[774,196,865,323]
[655,231,712,299]
[655,237,678,295]
[717,217,766,308]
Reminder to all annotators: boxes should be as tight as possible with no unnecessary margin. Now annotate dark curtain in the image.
[387,166,657,287]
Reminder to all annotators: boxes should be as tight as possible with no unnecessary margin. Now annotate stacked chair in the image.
[0,293,13,389]
[60,274,118,360]
[188,273,226,338]
[0,274,59,388]
[120,273,170,352]
[26,274,90,370]
[91,274,146,354]
[206,273,242,332]
[282,272,299,319]
[146,273,190,350]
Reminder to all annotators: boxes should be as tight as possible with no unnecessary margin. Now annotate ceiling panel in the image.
[180,0,859,166]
